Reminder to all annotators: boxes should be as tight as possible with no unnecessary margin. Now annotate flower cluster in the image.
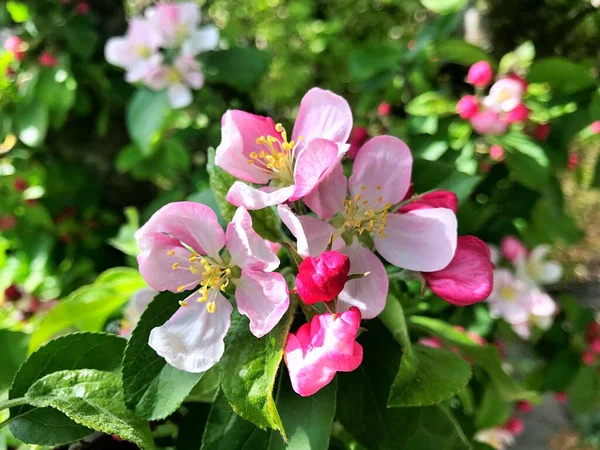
[457,61,532,136]
[133,87,494,396]
[486,236,562,339]
[105,3,219,109]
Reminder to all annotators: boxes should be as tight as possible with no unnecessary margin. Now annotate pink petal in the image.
[398,190,458,214]
[376,208,457,271]
[337,241,388,319]
[349,135,412,206]
[234,269,289,338]
[135,201,225,258]
[291,138,342,201]
[292,88,353,151]
[225,207,280,272]
[303,161,347,220]
[422,236,493,306]
[168,84,193,109]
[148,291,232,372]
[226,182,295,209]
[104,37,132,69]
[215,110,280,184]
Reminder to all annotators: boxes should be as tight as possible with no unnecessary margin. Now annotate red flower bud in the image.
[75,1,89,14]
[582,351,596,366]
[4,285,22,302]
[567,153,580,171]
[296,251,350,305]
[39,52,59,68]
[348,126,369,160]
[534,124,550,141]
[554,392,568,404]
[591,121,600,135]
[517,400,533,413]
[467,61,493,87]
[504,417,524,436]
[489,145,505,162]
[590,338,600,354]
[0,216,17,231]
[377,102,392,117]
[457,95,478,119]
[13,177,28,192]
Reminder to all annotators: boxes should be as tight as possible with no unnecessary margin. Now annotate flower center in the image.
[246,123,301,186]
[525,261,540,279]
[166,67,183,85]
[167,250,232,313]
[342,185,391,238]
[135,44,151,59]
[501,286,516,301]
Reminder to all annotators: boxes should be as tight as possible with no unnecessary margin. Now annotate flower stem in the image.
[0,397,28,412]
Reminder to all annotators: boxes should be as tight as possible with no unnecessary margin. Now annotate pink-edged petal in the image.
[398,190,458,214]
[148,291,232,372]
[226,182,295,210]
[303,161,347,220]
[215,110,280,184]
[278,205,341,257]
[422,236,493,306]
[292,87,353,149]
[225,207,279,272]
[338,240,388,319]
[376,208,457,271]
[349,136,412,206]
[291,138,342,201]
[137,233,201,292]
[234,269,289,338]
[135,201,225,258]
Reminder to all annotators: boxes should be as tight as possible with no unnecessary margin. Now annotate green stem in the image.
[379,296,412,352]
[0,397,28,412]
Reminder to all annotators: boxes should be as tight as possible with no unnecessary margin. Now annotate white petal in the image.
[168,84,193,109]
[182,25,220,55]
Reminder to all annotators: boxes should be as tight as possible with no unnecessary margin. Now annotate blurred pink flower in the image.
[467,61,493,87]
[457,95,479,119]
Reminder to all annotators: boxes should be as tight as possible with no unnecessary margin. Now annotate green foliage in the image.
[436,40,495,66]
[204,48,271,91]
[420,0,467,14]
[406,92,457,117]
[207,148,237,221]
[0,330,28,390]
[127,89,170,156]
[123,291,206,420]
[528,58,596,95]
[24,369,155,450]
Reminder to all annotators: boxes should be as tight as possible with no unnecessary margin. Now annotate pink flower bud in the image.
[0,216,17,231]
[296,251,350,305]
[586,322,600,342]
[504,417,524,436]
[501,236,527,262]
[4,285,22,302]
[592,121,600,134]
[534,124,550,141]
[398,190,458,214]
[517,400,533,413]
[284,307,363,396]
[567,153,580,171]
[457,95,479,119]
[422,236,494,306]
[582,351,596,366]
[554,392,568,404]
[13,177,28,192]
[5,67,15,77]
[39,52,59,67]
[590,338,600,354]
[467,61,493,87]
[470,109,509,135]
[489,145,505,162]
[348,126,369,160]
[506,104,530,124]
[419,336,443,349]
[4,36,26,61]
[75,1,89,15]
[377,102,392,117]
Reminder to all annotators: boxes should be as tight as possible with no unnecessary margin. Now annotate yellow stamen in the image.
[207,302,217,314]
[167,250,175,255]
[179,300,188,307]
[172,263,179,270]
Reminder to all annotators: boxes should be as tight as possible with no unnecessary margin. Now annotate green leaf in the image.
[475,385,511,429]
[122,291,205,420]
[204,48,270,91]
[589,88,600,121]
[389,345,471,407]
[412,159,481,204]
[108,207,140,257]
[348,44,401,82]
[498,133,549,192]
[528,58,596,95]
[15,102,49,148]
[6,1,29,22]
[207,148,237,221]
[29,268,145,351]
[420,0,467,14]
[25,369,154,450]
[0,330,28,390]
[436,40,495,67]
[567,365,600,414]
[406,92,456,117]
[127,89,169,156]
[409,316,539,403]
[9,332,126,446]
[249,207,283,243]
[404,405,472,450]
[220,310,294,438]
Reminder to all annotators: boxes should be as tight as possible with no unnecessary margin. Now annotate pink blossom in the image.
[144,54,204,108]
[377,101,392,116]
[501,236,527,262]
[506,104,530,124]
[284,307,363,396]
[470,109,509,135]
[511,289,557,340]
[507,73,528,91]
[4,36,26,61]
[474,428,515,450]
[467,61,493,87]
[486,269,531,325]
[296,251,350,305]
[503,417,524,436]
[264,240,282,254]
[279,136,457,318]
[422,236,493,306]
[591,121,600,134]
[483,78,525,113]
[105,19,163,82]
[515,244,562,286]
[135,202,289,372]
[39,52,59,68]
[216,88,352,209]
[489,144,505,162]
[457,95,479,119]
[348,126,369,160]
[534,124,550,141]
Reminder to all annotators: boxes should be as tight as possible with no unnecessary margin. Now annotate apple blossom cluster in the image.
[457,61,533,136]
[132,87,495,396]
[2,34,60,75]
[104,3,219,109]
[486,236,562,339]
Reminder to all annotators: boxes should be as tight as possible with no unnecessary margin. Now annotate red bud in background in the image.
[4,285,22,302]
[377,101,392,117]
[504,418,525,436]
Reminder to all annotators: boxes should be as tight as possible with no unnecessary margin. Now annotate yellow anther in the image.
[167,250,175,255]
[179,300,188,307]
[225,268,232,275]
[172,263,179,270]
[377,196,383,203]
[190,266,199,275]
[361,185,367,191]
[177,285,186,292]
[207,302,217,314]
[354,193,362,201]
[189,254,198,262]
[376,185,382,190]
[250,152,258,158]
[362,200,368,205]
[247,159,254,164]
[220,284,226,292]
